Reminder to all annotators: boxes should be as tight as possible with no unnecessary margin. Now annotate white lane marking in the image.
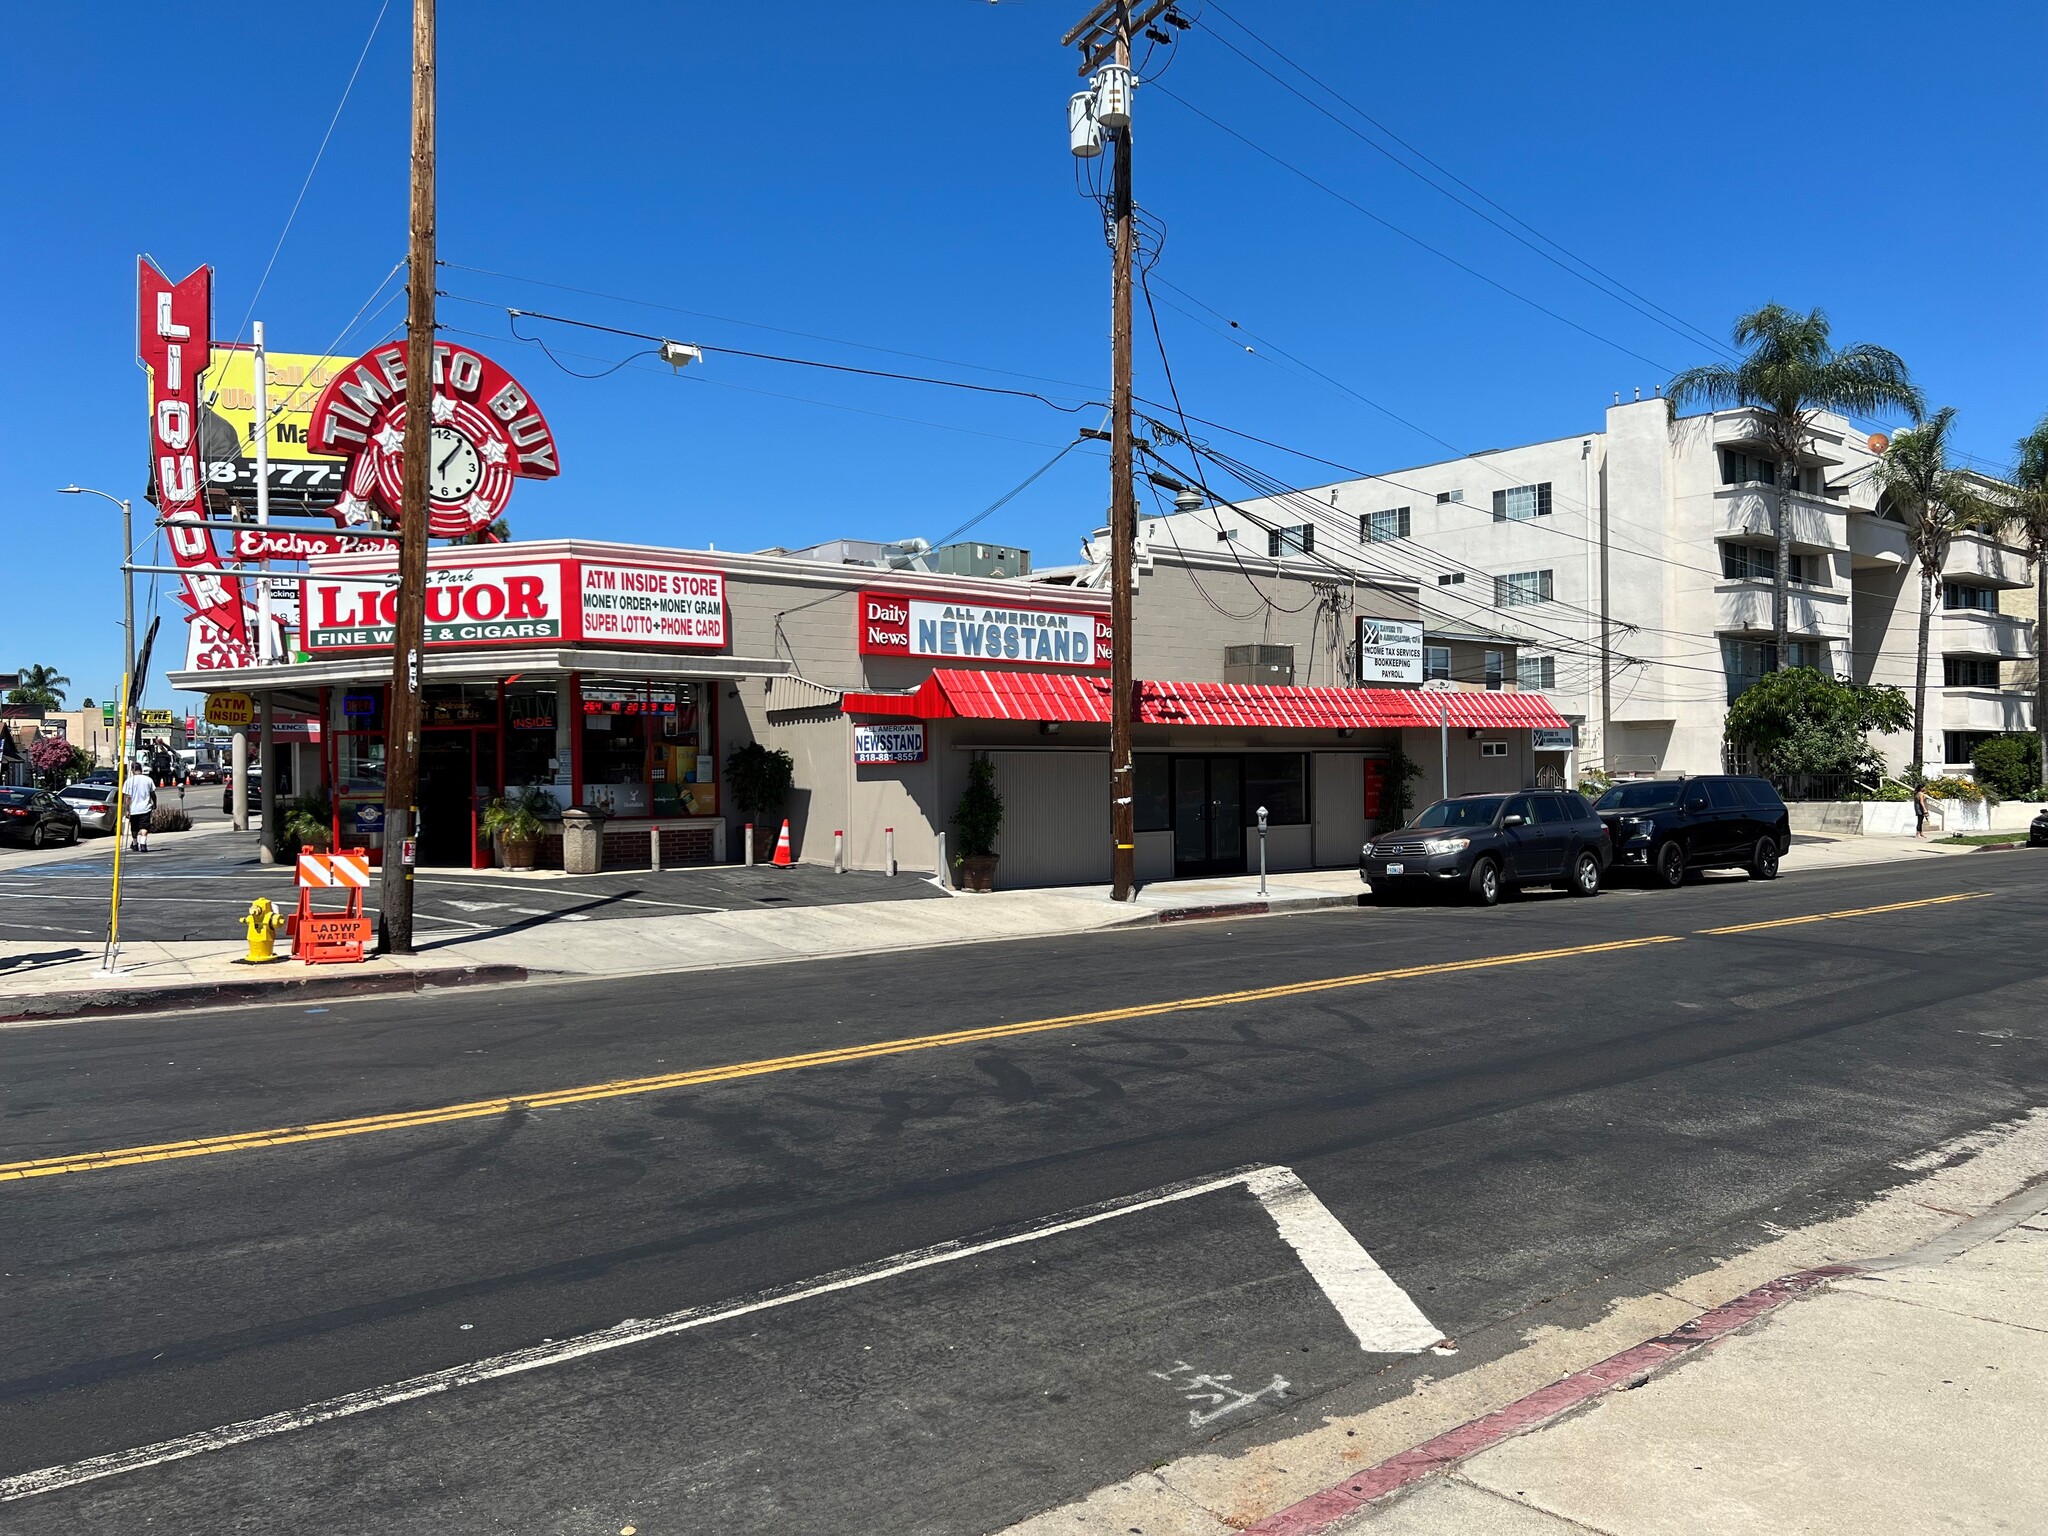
[1242,1165,1446,1354]
[0,1163,1436,1501]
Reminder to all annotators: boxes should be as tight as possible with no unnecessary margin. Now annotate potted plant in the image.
[278,792,333,857]
[483,787,556,870]
[725,741,795,861]
[951,755,1003,892]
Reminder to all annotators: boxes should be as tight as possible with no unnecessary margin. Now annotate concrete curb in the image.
[1152,893,1363,924]
[0,963,530,1025]
[1239,1265,1861,1535]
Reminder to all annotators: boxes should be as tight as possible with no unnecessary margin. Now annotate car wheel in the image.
[1651,840,1686,889]
[29,824,46,850]
[1747,837,1780,880]
[1468,856,1502,907]
[1567,849,1602,897]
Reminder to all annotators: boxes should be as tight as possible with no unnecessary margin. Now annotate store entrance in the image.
[418,729,497,868]
[1171,755,1246,877]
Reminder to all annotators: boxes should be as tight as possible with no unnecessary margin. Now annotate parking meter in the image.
[1256,805,1269,894]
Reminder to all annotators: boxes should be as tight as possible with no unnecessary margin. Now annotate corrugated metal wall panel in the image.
[1313,753,1366,867]
[986,750,1111,888]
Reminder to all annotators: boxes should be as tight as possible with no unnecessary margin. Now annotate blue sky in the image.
[4,1,2043,709]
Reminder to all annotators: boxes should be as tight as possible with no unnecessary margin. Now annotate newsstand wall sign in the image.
[856,590,1111,670]
[139,259,248,644]
[306,341,559,538]
[303,558,727,653]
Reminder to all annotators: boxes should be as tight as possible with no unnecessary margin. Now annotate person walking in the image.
[121,759,157,853]
[1913,781,1931,839]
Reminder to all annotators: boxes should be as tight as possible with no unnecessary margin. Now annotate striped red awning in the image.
[840,671,1570,732]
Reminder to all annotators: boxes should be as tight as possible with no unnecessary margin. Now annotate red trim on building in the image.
[840,671,1569,732]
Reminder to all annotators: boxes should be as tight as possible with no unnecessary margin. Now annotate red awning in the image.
[841,671,1570,732]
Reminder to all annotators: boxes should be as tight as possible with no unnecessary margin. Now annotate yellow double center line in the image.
[0,890,1989,1185]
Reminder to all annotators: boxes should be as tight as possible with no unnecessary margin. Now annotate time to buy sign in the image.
[857,591,1110,669]
[302,558,727,653]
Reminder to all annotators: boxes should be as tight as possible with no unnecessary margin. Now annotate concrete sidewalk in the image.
[1324,1187,2048,1536]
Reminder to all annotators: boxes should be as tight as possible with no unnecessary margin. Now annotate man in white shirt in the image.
[121,762,157,853]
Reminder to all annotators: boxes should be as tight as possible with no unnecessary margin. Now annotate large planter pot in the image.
[956,854,999,892]
[499,834,539,871]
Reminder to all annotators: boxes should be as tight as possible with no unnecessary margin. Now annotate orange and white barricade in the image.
[288,849,375,963]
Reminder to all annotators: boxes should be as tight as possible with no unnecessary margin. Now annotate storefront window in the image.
[505,686,560,794]
[1133,754,1170,833]
[579,681,716,818]
[422,683,497,726]
[1244,753,1308,825]
[336,686,387,847]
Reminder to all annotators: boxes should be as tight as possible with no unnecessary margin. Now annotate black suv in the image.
[1593,775,1790,887]
[1361,790,1612,906]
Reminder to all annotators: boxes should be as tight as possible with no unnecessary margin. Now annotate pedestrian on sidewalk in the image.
[1913,781,1931,838]
[121,760,157,853]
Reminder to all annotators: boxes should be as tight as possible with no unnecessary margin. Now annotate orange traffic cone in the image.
[771,819,793,866]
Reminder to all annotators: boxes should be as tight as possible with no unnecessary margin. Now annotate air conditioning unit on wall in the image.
[1224,644,1294,686]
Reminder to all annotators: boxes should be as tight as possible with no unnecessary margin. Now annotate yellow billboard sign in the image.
[196,348,354,513]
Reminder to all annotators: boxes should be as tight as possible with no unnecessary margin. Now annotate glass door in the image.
[1171,756,1247,877]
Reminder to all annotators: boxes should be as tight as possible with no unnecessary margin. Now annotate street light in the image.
[58,485,135,759]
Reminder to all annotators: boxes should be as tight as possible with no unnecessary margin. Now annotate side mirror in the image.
[1501,814,1525,828]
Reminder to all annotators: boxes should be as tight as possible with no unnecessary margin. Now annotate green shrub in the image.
[278,792,333,857]
[150,804,193,833]
[1870,781,1912,802]
[724,742,795,820]
[951,756,1004,859]
[1577,767,1614,800]
[1922,775,1983,803]
[1971,735,2042,801]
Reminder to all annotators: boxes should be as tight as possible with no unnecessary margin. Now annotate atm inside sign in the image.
[205,692,254,727]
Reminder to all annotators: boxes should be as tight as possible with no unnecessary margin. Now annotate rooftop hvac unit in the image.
[934,542,1032,580]
[1224,643,1294,687]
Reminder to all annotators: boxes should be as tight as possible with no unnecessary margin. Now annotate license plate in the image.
[1385,862,1405,875]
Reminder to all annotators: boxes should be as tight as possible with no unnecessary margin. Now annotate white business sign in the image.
[1357,618,1424,685]
[1532,726,1576,750]
[853,722,927,765]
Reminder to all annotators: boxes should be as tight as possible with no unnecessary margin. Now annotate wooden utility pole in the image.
[1066,0,1160,902]
[380,0,435,954]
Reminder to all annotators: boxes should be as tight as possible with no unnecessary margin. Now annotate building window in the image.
[1943,582,1996,612]
[1494,569,1553,607]
[1436,571,1465,587]
[1721,543,1818,585]
[1720,451,1777,486]
[1517,655,1556,689]
[1361,507,1410,544]
[1479,741,1508,758]
[1944,657,2000,688]
[1436,489,1464,505]
[1491,483,1552,521]
[1215,527,1239,543]
[1484,651,1504,690]
[1133,754,1170,832]
[1423,646,1452,682]
[1722,638,1829,701]
[1945,732,1994,765]
[1244,753,1310,825]
[1268,524,1314,558]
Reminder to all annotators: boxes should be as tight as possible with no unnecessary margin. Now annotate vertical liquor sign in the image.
[138,260,247,644]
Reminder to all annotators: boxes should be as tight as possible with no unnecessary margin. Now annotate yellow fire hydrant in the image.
[242,897,287,964]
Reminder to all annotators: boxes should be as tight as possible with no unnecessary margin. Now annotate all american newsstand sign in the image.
[302,557,728,652]
[857,591,1111,669]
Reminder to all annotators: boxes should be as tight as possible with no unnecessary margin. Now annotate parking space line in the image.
[0,1162,1434,1502]
[0,935,1681,1183]
[1696,890,1988,936]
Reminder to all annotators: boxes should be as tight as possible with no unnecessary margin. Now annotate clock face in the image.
[429,426,482,502]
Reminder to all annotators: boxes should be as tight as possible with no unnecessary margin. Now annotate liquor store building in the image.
[169,537,1567,885]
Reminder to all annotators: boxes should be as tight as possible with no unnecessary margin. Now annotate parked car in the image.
[1361,789,1612,906]
[221,775,264,813]
[1593,775,1789,886]
[0,785,83,849]
[2030,808,2048,848]
[56,783,121,836]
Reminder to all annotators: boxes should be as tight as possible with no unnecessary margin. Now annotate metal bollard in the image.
[935,831,950,888]
[744,822,755,866]
[885,826,896,877]
[834,828,845,874]
[650,825,663,872]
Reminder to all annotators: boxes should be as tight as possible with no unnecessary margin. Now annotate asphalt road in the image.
[3,850,2045,1533]
[0,828,944,945]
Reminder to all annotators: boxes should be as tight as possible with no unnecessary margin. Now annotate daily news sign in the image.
[856,591,1111,670]
[302,558,727,653]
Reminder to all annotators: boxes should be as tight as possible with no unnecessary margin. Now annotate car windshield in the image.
[1596,782,1684,811]
[1410,797,1507,830]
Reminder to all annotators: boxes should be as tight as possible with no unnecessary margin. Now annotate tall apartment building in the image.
[1146,396,2038,780]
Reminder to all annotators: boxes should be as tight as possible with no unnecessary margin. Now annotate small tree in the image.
[27,735,76,789]
[1724,667,1912,781]
[1380,742,1426,828]
[724,742,795,858]
[951,756,1004,859]
[6,663,72,710]
[1971,735,2043,801]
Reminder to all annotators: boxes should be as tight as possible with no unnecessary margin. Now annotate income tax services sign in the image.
[857,591,1110,669]
[302,557,727,652]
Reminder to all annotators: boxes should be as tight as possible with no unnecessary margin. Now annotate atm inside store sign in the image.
[302,558,728,652]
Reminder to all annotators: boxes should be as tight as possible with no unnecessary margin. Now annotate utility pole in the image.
[254,320,277,863]
[1066,0,1165,902]
[380,0,435,954]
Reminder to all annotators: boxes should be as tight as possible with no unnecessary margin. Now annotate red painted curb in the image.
[1241,1264,1863,1535]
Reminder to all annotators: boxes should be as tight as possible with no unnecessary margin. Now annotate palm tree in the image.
[1995,415,2048,786]
[1868,409,1999,779]
[1667,305,1923,667]
[5,663,71,710]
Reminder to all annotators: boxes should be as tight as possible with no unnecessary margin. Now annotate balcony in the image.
[1848,511,1911,569]
[1941,688,2035,734]
[1715,581,1852,640]
[1943,534,2032,589]
[1714,487,1844,552]
[1942,609,2036,660]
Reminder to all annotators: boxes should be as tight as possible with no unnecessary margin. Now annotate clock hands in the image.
[436,436,466,477]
